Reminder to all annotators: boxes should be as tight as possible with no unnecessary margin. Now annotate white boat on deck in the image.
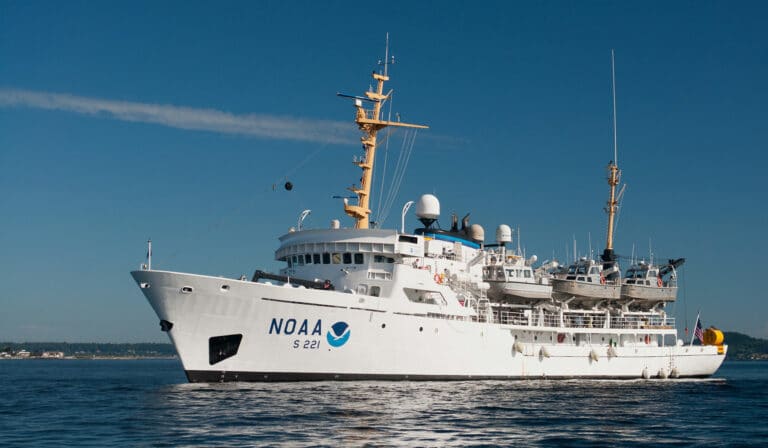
[131,45,726,382]
[483,225,554,303]
[551,257,621,302]
[621,258,684,304]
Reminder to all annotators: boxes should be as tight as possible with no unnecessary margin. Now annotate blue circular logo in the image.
[326,321,351,347]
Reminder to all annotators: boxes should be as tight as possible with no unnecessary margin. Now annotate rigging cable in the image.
[379,128,418,225]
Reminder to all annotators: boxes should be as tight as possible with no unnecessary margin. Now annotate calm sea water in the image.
[1,359,766,447]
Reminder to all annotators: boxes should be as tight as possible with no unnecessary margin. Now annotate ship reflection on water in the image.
[144,375,746,446]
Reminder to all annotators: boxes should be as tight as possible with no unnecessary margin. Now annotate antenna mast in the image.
[603,50,621,264]
[340,36,428,229]
[611,49,618,166]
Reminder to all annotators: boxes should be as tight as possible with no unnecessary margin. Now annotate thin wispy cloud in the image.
[0,88,354,145]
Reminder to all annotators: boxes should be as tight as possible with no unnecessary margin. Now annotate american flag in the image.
[694,316,704,343]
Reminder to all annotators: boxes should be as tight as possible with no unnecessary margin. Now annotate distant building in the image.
[42,351,65,359]
[17,350,31,358]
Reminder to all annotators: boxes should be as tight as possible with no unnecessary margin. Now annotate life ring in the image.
[557,333,566,343]
[657,277,663,287]
[600,275,606,285]
[434,273,442,284]
[644,334,650,344]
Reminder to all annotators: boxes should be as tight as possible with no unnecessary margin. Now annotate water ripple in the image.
[1,360,766,447]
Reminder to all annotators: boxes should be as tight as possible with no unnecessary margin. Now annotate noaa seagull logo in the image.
[326,321,351,348]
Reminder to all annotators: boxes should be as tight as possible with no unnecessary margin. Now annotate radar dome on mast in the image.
[415,194,440,228]
[496,224,512,245]
[469,224,485,243]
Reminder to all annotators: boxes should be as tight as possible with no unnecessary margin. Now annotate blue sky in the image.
[1,1,766,342]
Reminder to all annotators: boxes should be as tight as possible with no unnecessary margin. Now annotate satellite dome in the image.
[496,224,512,244]
[469,224,485,242]
[415,194,440,227]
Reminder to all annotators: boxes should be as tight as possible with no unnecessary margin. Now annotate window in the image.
[590,267,599,275]
[357,284,368,295]
[370,286,381,297]
[343,252,352,264]
[398,235,418,244]
[287,258,293,268]
[524,270,532,279]
[313,253,321,264]
[305,254,312,264]
[332,253,341,264]
[322,253,330,264]
[208,334,243,365]
[297,255,305,266]
[354,253,364,264]
[374,255,394,263]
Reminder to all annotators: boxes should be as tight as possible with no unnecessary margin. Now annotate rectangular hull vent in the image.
[209,334,243,365]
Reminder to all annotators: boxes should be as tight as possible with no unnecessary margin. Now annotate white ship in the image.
[131,46,726,382]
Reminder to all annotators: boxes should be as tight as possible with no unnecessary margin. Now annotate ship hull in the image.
[621,284,677,302]
[551,278,621,300]
[487,281,553,301]
[133,270,725,382]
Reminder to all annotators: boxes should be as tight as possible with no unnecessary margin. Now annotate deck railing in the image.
[491,309,675,330]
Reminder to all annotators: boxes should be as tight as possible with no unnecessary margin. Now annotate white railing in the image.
[490,309,675,330]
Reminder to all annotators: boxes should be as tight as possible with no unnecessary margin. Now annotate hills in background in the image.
[2,332,766,360]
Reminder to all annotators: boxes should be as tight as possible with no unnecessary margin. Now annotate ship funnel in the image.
[415,194,440,228]
[496,225,512,245]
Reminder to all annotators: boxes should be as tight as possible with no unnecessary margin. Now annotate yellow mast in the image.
[342,55,427,229]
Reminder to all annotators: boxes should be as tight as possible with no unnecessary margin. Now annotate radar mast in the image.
[340,35,428,229]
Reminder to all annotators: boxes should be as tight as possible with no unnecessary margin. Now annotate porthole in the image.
[140,282,150,289]
[534,335,538,341]
[419,326,423,332]
[381,323,386,329]
[221,285,230,292]
[181,286,193,294]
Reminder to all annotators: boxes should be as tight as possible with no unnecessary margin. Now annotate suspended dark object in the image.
[284,181,293,191]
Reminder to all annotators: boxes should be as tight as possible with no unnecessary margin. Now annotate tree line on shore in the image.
[1,342,176,357]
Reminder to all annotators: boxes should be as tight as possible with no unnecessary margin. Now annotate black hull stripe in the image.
[185,370,712,383]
